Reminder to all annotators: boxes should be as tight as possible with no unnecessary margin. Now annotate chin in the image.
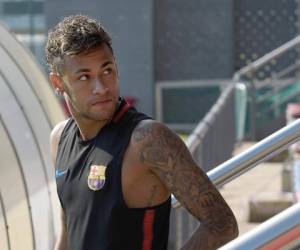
[89,110,115,121]
[86,100,118,120]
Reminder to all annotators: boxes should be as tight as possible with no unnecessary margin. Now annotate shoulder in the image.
[50,119,70,165]
[132,119,182,146]
[130,119,187,169]
[131,120,185,156]
[50,119,70,144]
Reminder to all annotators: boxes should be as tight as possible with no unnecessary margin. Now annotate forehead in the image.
[62,43,114,73]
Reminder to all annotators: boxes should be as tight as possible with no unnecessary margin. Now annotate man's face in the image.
[58,43,119,122]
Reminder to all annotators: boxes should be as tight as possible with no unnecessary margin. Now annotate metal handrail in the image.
[185,83,235,155]
[292,159,300,202]
[233,35,300,140]
[208,118,300,187]
[219,203,300,250]
[255,79,298,103]
[233,35,300,81]
[173,118,300,206]
[170,34,300,249]
[172,36,300,207]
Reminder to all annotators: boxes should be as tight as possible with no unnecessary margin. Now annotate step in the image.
[248,191,294,222]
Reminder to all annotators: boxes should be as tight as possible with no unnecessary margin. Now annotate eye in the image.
[79,75,89,81]
[103,68,113,75]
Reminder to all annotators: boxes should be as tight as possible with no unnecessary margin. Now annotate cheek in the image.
[114,84,120,94]
[114,87,120,100]
[108,81,119,95]
[66,88,87,106]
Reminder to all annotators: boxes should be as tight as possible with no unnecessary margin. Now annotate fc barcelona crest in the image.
[88,165,107,191]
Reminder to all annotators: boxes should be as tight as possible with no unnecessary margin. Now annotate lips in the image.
[90,99,112,106]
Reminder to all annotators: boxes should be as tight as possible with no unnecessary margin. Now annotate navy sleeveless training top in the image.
[55,99,171,250]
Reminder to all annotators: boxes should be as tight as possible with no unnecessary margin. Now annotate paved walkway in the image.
[219,142,287,236]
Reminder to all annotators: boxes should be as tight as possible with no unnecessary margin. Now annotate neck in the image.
[65,96,121,141]
[74,114,110,141]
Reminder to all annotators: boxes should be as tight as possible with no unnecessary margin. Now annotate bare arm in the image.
[50,120,69,250]
[132,120,238,250]
[54,208,68,250]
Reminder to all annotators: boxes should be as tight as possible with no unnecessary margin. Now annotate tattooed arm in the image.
[132,120,238,250]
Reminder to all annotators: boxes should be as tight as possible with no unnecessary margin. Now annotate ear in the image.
[49,72,64,95]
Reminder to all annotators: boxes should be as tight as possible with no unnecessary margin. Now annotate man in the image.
[47,15,238,250]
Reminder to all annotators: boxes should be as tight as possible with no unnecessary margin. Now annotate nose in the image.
[93,78,106,94]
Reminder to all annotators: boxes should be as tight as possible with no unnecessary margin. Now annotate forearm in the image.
[181,219,238,250]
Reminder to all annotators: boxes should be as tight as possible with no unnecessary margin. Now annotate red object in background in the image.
[124,96,138,107]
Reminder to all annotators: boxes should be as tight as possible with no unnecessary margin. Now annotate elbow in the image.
[213,213,239,247]
[223,215,239,244]
[224,207,239,241]
[232,211,239,236]
[230,217,239,240]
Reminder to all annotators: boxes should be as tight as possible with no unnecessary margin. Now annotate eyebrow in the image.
[74,61,113,74]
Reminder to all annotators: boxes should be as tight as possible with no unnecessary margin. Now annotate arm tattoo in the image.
[133,121,238,249]
[147,184,159,207]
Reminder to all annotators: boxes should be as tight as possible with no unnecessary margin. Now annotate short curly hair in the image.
[45,15,113,74]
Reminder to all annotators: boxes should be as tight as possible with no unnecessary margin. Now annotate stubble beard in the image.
[63,85,119,124]
[81,109,114,122]
[72,97,118,124]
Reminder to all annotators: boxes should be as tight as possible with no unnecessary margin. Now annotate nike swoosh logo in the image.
[55,168,68,178]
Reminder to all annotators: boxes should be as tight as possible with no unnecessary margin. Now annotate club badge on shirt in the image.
[88,165,107,191]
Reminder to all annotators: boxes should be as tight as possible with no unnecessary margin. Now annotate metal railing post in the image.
[248,80,257,140]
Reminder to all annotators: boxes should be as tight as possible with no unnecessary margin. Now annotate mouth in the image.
[90,99,113,106]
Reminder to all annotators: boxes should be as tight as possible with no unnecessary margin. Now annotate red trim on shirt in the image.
[142,209,155,250]
[113,101,131,123]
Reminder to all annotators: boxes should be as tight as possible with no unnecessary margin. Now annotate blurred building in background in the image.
[0,0,299,131]
[0,0,46,66]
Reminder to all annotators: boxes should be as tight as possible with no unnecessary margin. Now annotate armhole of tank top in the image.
[120,115,152,157]
[57,118,73,147]
[55,118,74,168]
[117,115,153,209]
